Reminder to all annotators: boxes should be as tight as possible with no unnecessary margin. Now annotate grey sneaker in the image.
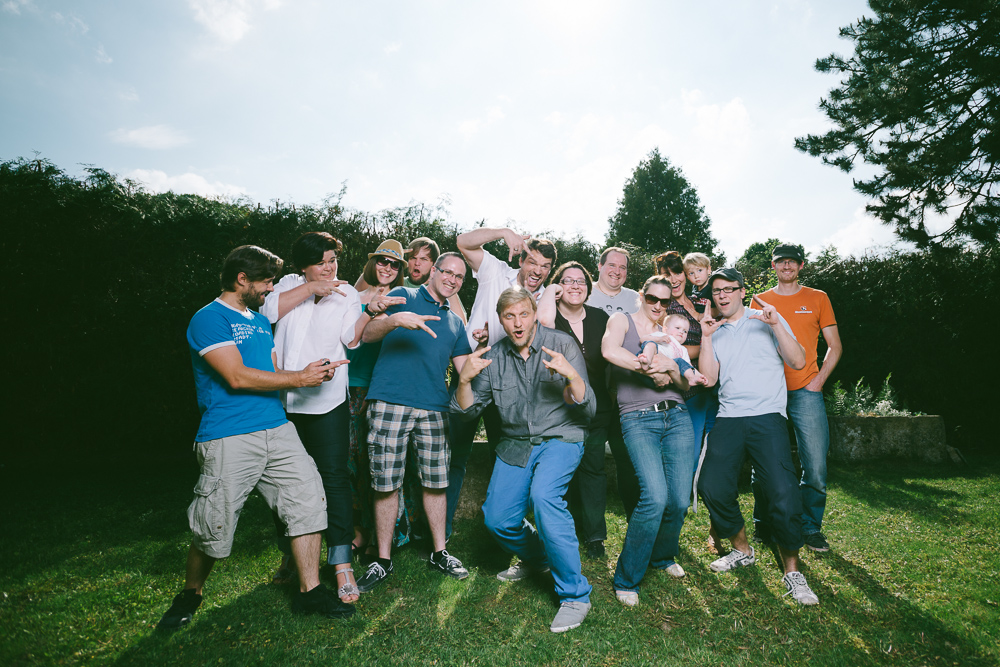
[709,546,756,573]
[803,532,830,552]
[549,600,591,633]
[782,571,820,605]
[496,561,549,582]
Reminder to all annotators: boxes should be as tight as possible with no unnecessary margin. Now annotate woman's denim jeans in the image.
[613,404,695,592]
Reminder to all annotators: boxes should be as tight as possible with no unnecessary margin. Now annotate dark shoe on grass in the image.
[292,583,355,619]
[157,588,202,630]
[428,549,469,580]
[357,559,393,593]
[585,540,606,560]
[804,531,830,552]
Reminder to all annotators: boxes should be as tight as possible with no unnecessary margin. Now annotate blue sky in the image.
[0,0,902,261]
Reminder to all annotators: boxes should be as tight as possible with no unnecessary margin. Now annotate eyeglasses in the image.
[559,278,587,286]
[436,268,465,282]
[643,294,672,307]
[711,286,742,296]
[375,257,401,270]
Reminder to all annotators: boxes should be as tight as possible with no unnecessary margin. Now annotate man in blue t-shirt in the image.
[354,252,473,593]
[697,268,821,607]
[158,245,354,630]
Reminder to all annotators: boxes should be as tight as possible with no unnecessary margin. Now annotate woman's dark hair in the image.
[220,245,283,291]
[549,261,594,298]
[291,232,343,273]
[653,250,684,276]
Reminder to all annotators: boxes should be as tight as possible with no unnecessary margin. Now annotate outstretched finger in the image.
[418,322,438,338]
[473,345,492,357]
[752,294,771,308]
[540,345,559,358]
[331,287,347,297]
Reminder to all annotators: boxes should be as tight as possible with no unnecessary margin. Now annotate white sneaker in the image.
[782,571,819,606]
[662,563,686,578]
[709,547,756,573]
[496,561,548,582]
[550,600,591,633]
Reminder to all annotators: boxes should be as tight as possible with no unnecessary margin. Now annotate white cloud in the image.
[125,169,248,198]
[384,42,402,55]
[95,45,112,64]
[50,10,88,33]
[120,87,139,102]
[109,125,190,150]
[188,0,282,44]
[822,206,904,258]
[457,106,505,141]
[2,0,33,15]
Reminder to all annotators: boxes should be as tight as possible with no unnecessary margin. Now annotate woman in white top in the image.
[261,232,372,604]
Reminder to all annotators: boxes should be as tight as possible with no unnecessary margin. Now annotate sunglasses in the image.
[375,256,401,270]
[643,294,672,307]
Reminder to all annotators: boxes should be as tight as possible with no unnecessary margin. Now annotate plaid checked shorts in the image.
[366,400,450,492]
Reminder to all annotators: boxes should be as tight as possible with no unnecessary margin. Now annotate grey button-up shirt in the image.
[450,324,596,467]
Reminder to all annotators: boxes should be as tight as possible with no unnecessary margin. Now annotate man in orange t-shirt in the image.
[750,243,843,552]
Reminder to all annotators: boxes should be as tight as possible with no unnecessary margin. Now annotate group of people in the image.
[157,227,842,634]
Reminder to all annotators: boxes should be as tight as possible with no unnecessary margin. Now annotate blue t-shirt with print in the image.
[187,299,287,441]
[367,286,473,412]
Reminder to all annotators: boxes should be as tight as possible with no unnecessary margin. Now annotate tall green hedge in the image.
[3,158,993,463]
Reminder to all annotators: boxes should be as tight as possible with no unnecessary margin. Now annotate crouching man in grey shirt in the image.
[451,287,595,633]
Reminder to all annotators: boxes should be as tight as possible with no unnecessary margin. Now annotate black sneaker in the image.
[804,532,830,552]
[157,588,202,630]
[292,583,355,619]
[428,549,469,580]
[585,540,606,560]
[356,560,393,593]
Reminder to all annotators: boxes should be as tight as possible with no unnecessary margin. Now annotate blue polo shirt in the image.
[367,285,473,412]
[187,299,287,441]
[712,308,796,419]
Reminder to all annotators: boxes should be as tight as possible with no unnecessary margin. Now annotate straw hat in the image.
[367,240,405,262]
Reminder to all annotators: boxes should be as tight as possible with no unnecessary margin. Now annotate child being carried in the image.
[636,313,709,387]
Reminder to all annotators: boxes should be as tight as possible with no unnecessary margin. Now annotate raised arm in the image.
[536,284,562,328]
[697,314,723,387]
[751,296,805,370]
[455,346,493,410]
[456,227,531,273]
[362,311,441,343]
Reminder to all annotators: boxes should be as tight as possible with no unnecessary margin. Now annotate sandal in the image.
[271,554,298,585]
[335,566,359,603]
[615,590,639,607]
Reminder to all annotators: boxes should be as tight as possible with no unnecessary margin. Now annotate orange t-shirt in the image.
[751,286,837,391]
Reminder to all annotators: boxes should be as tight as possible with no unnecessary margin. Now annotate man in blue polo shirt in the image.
[157,245,354,631]
[697,268,821,606]
[355,252,473,592]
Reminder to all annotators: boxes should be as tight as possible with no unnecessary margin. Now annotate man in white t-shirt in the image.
[445,227,557,536]
[587,247,640,316]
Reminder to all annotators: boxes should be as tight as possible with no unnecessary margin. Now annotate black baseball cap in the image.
[772,243,805,263]
[696,267,745,302]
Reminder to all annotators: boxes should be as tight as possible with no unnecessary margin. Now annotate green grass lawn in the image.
[1,453,998,667]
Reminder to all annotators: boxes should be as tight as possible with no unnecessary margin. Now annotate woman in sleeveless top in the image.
[602,275,696,606]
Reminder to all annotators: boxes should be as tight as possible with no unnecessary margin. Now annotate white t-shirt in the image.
[260,273,362,414]
[587,286,640,315]
[466,250,542,348]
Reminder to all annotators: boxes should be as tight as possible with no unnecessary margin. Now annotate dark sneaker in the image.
[356,560,393,593]
[292,583,355,619]
[585,540,606,560]
[709,546,756,573]
[428,549,469,580]
[782,571,820,606]
[157,588,202,630]
[496,561,549,582]
[804,532,830,552]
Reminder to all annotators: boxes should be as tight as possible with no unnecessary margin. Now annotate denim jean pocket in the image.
[187,474,224,543]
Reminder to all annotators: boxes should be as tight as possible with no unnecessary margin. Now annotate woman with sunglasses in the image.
[346,241,410,559]
[537,261,612,560]
[601,275,696,607]
[261,231,364,607]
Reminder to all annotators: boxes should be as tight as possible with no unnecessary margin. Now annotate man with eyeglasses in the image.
[444,228,558,537]
[354,252,474,593]
[749,243,842,553]
[696,268,822,606]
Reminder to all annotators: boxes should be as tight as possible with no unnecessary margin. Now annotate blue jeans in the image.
[483,439,591,603]
[752,389,829,536]
[614,404,695,592]
[686,386,718,476]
